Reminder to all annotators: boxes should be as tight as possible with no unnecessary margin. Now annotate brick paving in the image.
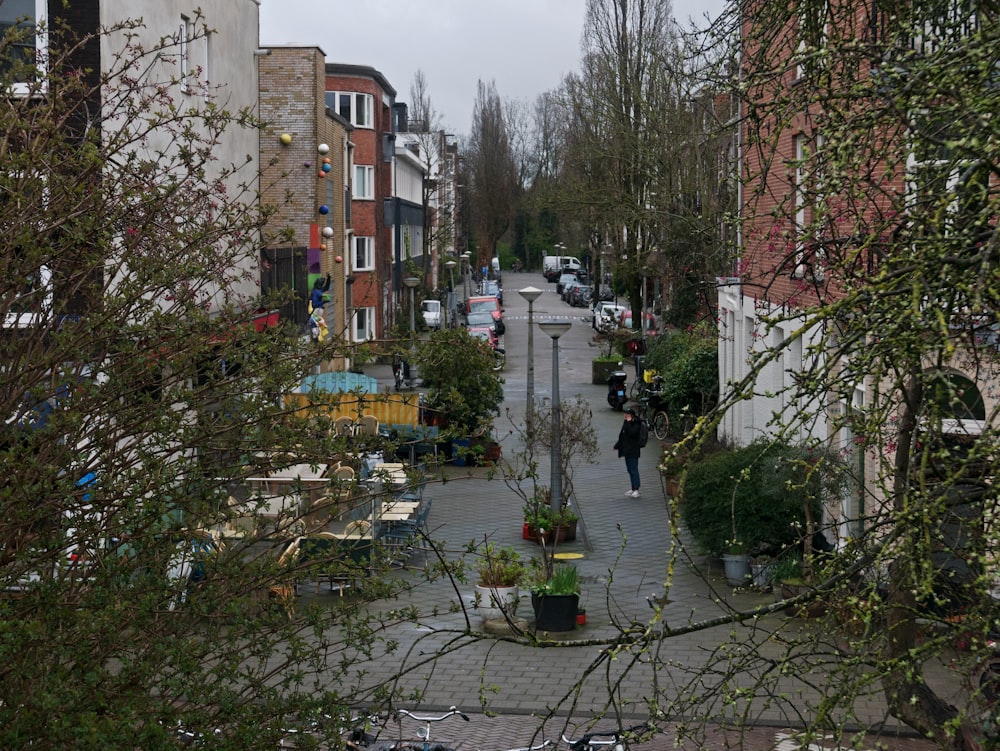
[337,272,958,751]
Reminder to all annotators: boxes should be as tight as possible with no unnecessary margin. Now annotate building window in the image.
[354,236,374,271]
[3,170,52,327]
[353,307,375,341]
[325,91,374,129]
[179,15,192,93]
[1,0,47,96]
[354,165,374,200]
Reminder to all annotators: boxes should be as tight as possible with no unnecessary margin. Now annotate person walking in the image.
[614,407,643,497]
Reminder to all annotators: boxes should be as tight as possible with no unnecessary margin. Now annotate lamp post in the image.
[403,276,420,385]
[444,259,457,328]
[538,319,571,515]
[518,286,543,439]
[460,251,470,301]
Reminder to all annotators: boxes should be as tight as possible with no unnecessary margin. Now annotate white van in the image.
[543,255,583,281]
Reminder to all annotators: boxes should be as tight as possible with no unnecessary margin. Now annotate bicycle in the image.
[635,387,669,442]
[561,723,653,751]
[391,706,469,751]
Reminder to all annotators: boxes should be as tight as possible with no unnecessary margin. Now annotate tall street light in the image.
[460,251,471,301]
[538,319,571,515]
[518,286,542,439]
[444,259,457,328]
[403,276,420,385]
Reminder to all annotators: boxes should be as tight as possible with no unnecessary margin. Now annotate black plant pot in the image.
[531,592,580,632]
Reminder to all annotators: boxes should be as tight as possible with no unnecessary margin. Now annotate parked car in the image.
[618,310,658,335]
[596,303,627,333]
[561,278,583,303]
[467,325,499,351]
[465,295,505,335]
[421,299,441,329]
[480,279,503,305]
[556,272,580,296]
[569,284,592,308]
[465,310,502,337]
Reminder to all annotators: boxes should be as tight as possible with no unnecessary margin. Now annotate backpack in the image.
[639,419,649,448]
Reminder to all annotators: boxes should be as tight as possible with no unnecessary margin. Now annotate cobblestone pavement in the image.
[334,272,961,751]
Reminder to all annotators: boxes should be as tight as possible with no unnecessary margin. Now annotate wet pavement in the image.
[329,271,959,751]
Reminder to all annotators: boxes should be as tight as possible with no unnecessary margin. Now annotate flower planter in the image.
[475,584,520,621]
[531,592,580,632]
[723,552,751,586]
[531,520,577,546]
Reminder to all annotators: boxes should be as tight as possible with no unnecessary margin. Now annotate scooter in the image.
[607,364,628,411]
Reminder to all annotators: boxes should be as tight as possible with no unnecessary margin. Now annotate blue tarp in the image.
[301,372,378,395]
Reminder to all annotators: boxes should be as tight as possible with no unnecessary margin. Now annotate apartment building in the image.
[720,0,997,543]
[259,45,352,363]
[324,63,397,342]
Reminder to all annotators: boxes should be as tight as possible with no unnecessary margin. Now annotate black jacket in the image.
[615,417,642,459]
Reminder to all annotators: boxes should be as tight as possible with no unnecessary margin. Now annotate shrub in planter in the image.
[474,543,526,620]
[680,438,842,557]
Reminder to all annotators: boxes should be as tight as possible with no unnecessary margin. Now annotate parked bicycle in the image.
[562,723,654,751]
[635,383,670,442]
[346,707,469,751]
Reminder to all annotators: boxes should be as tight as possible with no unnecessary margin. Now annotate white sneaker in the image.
[624,490,635,498]
[630,490,640,498]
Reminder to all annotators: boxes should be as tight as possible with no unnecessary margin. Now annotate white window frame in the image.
[353,236,374,272]
[790,134,826,282]
[179,15,191,93]
[354,165,374,200]
[327,91,374,129]
[352,306,376,342]
[4,0,48,96]
[3,169,52,327]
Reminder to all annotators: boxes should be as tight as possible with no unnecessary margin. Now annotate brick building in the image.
[259,45,352,367]
[324,63,398,343]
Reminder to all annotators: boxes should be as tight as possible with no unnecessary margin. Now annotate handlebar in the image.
[506,741,553,751]
[395,706,470,723]
[561,724,652,750]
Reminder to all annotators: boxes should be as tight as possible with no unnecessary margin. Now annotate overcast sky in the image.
[259,1,725,138]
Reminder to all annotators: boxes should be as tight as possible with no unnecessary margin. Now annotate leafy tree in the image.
[0,17,441,749]
[413,328,505,436]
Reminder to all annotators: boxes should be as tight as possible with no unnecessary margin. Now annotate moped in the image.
[607,364,628,411]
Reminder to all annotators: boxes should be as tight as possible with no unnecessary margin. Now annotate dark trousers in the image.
[625,455,640,491]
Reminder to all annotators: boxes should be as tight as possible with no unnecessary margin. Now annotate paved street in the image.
[343,272,957,751]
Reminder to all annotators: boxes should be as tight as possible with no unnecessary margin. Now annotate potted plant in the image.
[530,560,581,632]
[473,542,526,621]
[523,491,579,545]
[722,538,751,587]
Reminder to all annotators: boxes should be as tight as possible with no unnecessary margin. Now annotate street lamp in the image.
[538,319,571,515]
[518,286,543,438]
[460,252,471,301]
[403,276,420,384]
[444,259,457,328]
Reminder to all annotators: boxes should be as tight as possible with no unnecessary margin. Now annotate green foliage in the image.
[476,543,526,587]
[413,327,505,436]
[680,439,841,556]
[643,325,718,434]
[531,563,580,596]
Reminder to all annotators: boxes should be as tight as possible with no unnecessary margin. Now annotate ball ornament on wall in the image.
[317,143,330,155]
[318,205,329,215]
[322,226,334,238]
[280,133,292,145]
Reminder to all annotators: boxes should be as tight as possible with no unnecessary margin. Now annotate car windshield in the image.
[468,300,498,313]
[466,312,494,326]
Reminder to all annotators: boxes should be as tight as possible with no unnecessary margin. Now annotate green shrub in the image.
[680,439,841,556]
[643,325,718,435]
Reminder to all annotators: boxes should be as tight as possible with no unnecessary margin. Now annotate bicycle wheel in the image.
[629,379,644,398]
[493,350,505,371]
[652,410,669,441]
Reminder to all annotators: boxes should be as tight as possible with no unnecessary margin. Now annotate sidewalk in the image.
[346,272,951,751]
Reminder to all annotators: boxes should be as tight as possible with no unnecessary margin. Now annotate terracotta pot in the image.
[531,520,577,546]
